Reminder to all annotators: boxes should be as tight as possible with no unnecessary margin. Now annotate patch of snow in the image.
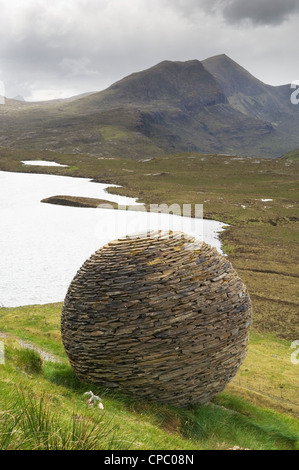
[22,160,68,167]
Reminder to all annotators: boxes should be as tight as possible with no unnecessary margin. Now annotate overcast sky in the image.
[0,0,298,101]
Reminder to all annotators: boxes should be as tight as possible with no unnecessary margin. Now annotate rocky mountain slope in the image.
[0,55,298,158]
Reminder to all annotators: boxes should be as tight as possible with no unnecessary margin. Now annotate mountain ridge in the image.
[202,54,295,122]
[0,55,298,158]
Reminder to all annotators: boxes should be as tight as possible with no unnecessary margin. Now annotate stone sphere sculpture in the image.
[61,231,252,407]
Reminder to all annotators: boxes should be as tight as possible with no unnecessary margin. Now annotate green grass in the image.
[0,389,120,450]
[0,303,298,450]
[100,125,131,142]
[281,149,299,161]
[1,303,298,416]
[14,348,43,375]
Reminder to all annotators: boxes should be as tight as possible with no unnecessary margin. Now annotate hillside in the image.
[0,303,298,450]
[202,54,293,122]
[281,149,299,160]
[0,56,298,158]
[74,60,227,108]
[202,54,299,153]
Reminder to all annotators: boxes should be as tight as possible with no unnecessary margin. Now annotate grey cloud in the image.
[219,0,299,26]
[0,0,297,100]
[165,0,299,26]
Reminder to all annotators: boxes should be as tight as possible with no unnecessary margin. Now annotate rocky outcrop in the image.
[61,231,252,407]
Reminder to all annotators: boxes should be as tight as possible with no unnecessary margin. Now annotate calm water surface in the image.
[0,171,226,307]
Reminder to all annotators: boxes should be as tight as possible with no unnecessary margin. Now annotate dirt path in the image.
[0,331,62,363]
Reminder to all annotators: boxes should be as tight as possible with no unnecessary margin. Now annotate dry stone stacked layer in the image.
[61,231,252,407]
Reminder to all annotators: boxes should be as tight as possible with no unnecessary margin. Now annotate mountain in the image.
[12,95,26,102]
[0,56,298,158]
[78,60,227,109]
[202,54,294,122]
[0,96,28,109]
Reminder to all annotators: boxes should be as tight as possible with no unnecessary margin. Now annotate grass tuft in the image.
[15,348,43,375]
[0,390,121,450]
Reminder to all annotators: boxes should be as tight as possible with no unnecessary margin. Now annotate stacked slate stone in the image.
[61,231,252,407]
